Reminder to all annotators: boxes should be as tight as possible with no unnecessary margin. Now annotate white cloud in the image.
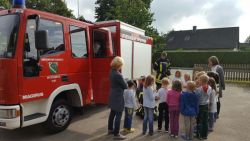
[172,15,210,31]
[237,0,250,42]
[204,0,242,27]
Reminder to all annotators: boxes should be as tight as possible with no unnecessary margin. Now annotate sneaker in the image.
[114,134,126,140]
[174,135,178,138]
[125,128,135,133]
[165,130,169,133]
[142,132,146,135]
[157,129,162,132]
[170,134,174,137]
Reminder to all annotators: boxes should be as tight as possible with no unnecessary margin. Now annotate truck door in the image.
[20,14,68,104]
[90,24,119,104]
[66,22,91,104]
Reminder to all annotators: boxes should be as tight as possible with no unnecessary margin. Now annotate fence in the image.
[193,64,250,82]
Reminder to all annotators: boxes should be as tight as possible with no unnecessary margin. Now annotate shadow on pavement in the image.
[0,105,108,141]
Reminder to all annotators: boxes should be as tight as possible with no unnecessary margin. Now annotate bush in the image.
[153,51,250,67]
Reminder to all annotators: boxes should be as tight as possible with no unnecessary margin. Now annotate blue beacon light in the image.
[12,0,26,8]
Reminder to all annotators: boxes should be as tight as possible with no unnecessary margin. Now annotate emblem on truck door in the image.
[49,62,58,74]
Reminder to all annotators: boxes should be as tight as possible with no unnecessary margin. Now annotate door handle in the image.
[61,75,69,82]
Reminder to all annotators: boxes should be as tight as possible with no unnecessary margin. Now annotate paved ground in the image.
[1,83,250,141]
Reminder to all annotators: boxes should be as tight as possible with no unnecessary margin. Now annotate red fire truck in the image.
[0,1,152,133]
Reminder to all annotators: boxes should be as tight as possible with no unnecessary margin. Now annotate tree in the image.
[0,0,11,9]
[26,0,75,18]
[95,0,116,21]
[77,15,85,21]
[95,0,154,31]
[0,0,75,18]
[245,35,250,43]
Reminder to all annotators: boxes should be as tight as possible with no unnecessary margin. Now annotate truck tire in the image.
[44,99,72,134]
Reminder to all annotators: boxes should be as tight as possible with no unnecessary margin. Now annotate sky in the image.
[65,0,250,42]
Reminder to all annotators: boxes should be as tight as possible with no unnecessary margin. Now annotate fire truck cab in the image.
[0,2,152,133]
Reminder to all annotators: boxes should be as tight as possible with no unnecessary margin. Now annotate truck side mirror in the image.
[35,30,49,50]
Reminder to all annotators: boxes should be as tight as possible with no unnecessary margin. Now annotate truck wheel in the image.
[44,99,72,134]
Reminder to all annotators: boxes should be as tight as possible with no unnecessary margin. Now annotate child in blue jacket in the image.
[181,81,199,140]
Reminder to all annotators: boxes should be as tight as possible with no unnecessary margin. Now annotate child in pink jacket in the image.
[167,80,182,138]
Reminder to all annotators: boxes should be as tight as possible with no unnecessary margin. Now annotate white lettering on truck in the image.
[22,93,44,100]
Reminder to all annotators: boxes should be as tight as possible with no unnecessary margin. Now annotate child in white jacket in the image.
[208,78,218,132]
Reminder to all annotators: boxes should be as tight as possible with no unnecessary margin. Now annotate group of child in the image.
[122,70,220,140]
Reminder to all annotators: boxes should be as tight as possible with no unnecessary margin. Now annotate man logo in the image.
[49,62,58,74]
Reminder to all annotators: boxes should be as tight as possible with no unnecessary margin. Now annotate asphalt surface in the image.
[0,83,250,141]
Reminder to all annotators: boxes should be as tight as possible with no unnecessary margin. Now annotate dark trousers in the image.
[143,107,154,134]
[124,107,134,130]
[108,110,123,136]
[197,105,209,138]
[158,102,169,131]
[217,98,221,117]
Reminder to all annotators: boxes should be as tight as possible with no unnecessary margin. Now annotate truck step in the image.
[24,113,46,121]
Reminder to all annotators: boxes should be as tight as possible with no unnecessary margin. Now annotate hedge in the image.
[153,51,250,68]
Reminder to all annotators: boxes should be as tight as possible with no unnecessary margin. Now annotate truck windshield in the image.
[0,14,19,58]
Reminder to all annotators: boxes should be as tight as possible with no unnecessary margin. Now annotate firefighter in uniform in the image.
[154,52,171,90]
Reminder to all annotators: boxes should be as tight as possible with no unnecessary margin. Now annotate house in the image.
[166,26,239,51]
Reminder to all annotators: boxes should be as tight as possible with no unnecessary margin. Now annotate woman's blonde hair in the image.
[110,56,124,70]
[144,75,155,88]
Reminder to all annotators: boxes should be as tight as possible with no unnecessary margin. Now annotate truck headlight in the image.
[0,109,20,119]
